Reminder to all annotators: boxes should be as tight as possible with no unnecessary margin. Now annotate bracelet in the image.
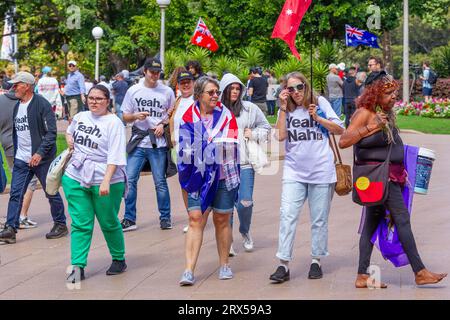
[280,108,286,113]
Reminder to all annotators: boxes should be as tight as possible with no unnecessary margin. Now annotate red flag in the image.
[190,18,219,52]
[271,0,312,60]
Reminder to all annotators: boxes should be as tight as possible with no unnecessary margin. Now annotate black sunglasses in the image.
[204,90,221,97]
[287,83,305,93]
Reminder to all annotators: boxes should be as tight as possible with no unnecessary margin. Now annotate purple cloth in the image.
[358,144,419,267]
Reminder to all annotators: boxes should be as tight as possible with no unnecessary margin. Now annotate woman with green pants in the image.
[63,84,127,282]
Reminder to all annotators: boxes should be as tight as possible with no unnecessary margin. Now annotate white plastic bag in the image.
[246,139,269,174]
[46,149,73,195]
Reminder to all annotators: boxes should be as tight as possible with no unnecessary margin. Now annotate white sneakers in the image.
[242,233,254,252]
[229,244,237,257]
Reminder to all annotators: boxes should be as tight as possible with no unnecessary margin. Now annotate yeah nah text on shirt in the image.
[73,121,102,149]
[15,115,30,132]
[135,97,165,117]
[286,115,324,142]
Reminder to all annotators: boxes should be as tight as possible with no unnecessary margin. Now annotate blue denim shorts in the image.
[187,180,238,214]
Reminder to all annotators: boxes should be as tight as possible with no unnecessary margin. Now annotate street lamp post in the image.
[403,0,409,102]
[61,43,69,77]
[156,0,171,72]
[92,26,104,81]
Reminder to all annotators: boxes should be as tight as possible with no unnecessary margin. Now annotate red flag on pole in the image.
[271,0,312,60]
[190,18,219,52]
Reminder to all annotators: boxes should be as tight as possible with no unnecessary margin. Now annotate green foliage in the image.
[318,41,338,65]
[187,47,212,73]
[238,47,264,69]
[272,56,310,80]
[312,60,329,93]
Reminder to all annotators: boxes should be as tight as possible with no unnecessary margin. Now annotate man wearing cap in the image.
[37,66,63,118]
[121,58,176,231]
[1,83,40,230]
[0,72,67,244]
[326,63,343,117]
[64,60,86,122]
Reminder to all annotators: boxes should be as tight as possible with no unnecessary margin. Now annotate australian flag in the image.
[177,101,239,213]
[345,24,380,49]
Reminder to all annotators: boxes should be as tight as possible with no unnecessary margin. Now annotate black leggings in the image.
[358,181,426,274]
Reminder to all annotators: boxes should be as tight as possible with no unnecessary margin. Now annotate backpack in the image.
[428,69,438,85]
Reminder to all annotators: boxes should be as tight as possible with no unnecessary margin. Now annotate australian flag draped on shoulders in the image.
[177,100,240,213]
[345,24,380,49]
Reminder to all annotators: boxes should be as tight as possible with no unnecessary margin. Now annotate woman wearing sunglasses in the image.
[177,77,240,285]
[339,71,447,288]
[63,85,128,283]
[269,72,344,283]
[219,73,271,255]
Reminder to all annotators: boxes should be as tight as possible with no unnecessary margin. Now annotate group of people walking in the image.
[0,56,446,289]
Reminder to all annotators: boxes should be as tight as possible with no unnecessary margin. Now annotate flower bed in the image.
[394,98,450,118]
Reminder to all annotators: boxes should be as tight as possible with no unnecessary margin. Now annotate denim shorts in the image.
[187,180,238,214]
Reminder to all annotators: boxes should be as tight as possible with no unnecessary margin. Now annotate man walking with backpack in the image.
[420,61,437,103]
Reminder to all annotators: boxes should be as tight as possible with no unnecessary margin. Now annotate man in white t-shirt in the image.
[0,72,67,245]
[121,58,176,231]
[37,66,63,118]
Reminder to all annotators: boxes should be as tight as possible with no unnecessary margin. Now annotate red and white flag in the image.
[190,18,219,52]
[271,0,312,60]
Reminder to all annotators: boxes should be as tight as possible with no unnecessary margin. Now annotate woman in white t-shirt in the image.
[62,85,127,283]
[269,72,344,283]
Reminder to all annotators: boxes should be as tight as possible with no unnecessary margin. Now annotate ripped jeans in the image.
[231,167,255,236]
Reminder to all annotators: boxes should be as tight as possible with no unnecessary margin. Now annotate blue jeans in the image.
[329,98,342,117]
[231,167,255,235]
[266,100,276,116]
[6,159,66,229]
[115,102,123,121]
[276,180,334,261]
[124,147,171,222]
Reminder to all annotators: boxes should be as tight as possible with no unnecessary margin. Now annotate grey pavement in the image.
[0,131,449,300]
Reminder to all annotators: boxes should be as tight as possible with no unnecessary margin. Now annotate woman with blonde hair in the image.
[269,72,344,283]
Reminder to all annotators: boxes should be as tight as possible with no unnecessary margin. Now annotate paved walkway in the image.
[0,132,449,300]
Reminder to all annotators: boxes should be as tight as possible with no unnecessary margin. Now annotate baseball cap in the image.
[329,63,338,70]
[68,60,77,66]
[144,58,162,72]
[177,71,194,83]
[8,71,35,85]
[338,62,346,70]
[42,66,52,74]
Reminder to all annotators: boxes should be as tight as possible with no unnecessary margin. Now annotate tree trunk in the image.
[382,31,394,75]
[108,52,129,74]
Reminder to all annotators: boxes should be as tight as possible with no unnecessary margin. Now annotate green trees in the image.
[0,0,448,80]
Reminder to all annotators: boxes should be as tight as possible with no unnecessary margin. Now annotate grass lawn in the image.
[267,114,450,134]
[1,134,68,184]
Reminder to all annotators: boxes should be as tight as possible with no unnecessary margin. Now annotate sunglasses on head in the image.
[287,83,305,93]
[204,89,221,97]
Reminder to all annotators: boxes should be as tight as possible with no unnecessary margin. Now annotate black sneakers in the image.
[269,266,290,283]
[308,262,323,279]
[67,266,85,283]
[46,223,68,239]
[0,226,17,244]
[160,219,173,230]
[121,219,137,232]
[106,260,127,275]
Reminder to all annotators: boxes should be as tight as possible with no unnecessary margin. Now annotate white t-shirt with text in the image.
[173,95,194,151]
[65,111,127,185]
[282,96,344,184]
[14,98,33,163]
[122,82,175,148]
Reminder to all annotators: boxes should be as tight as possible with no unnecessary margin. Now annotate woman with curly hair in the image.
[339,71,447,288]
